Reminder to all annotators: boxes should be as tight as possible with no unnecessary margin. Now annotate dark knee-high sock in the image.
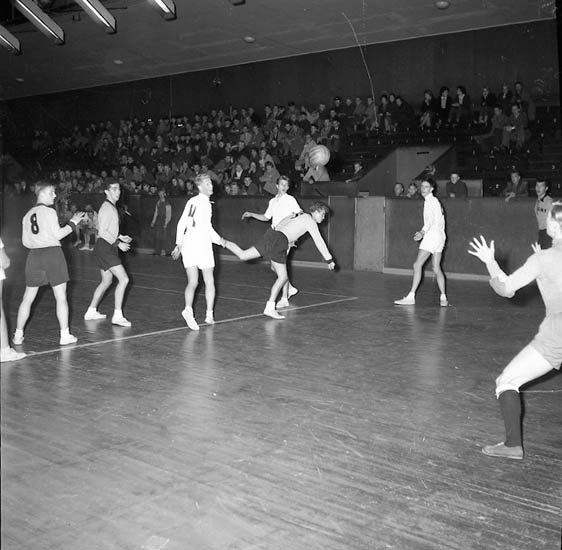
[498,390,522,447]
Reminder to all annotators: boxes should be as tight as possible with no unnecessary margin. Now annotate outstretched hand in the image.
[468,235,495,264]
[71,211,87,225]
[117,241,130,252]
[531,242,541,254]
[171,246,181,261]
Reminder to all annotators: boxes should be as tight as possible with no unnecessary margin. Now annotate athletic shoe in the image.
[288,285,299,298]
[59,334,78,345]
[264,302,284,319]
[84,310,107,321]
[394,295,415,305]
[112,315,132,327]
[73,241,82,248]
[12,333,24,345]
[440,296,449,307]
[276,298,290,309]
[79,245,91,251]
[182,310,199,331]
[204,314,215,325]
[482,442,523,460]
[0,348,27,363]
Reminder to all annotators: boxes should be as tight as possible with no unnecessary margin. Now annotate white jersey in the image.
[264,194,302,229]
[176,194,222,269]
[22,204,71,249]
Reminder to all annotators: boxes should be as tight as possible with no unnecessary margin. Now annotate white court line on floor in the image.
[72,264,352,298]
[19,296,358,359]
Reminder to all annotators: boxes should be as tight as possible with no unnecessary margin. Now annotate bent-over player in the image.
[225,201,336,319]
[13,182,85,346]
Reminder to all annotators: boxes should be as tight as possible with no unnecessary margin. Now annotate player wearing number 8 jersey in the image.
[13,182,85,347]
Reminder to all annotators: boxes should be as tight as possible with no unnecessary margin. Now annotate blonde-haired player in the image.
[13,182,85,346]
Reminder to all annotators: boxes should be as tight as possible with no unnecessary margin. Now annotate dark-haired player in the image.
[84,182,133,326]
[225,201,336,319]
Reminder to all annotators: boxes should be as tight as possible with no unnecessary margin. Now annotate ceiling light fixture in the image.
[0,24,21,54]
[243,36,255,43]
[150,0,177,20]
[14,0,64,45]
[434,0,450,9]
[74,0,116,33]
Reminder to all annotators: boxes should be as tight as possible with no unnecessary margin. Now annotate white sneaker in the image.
[440,296,449,307]
[204,314,215,325]
[79,245,90,251]
[394,295,415,305]
[182,310,199,331]
[288,285,298,298]
[112,315,132,327]
[276,298,290,309]
[84,310,107,321]
[12,333,24,345]
[0,348,27,362]
[264,302,285,319]
[60,334,78,345]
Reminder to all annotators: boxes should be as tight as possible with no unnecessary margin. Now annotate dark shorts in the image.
[94,239,121,271]
[25,247,69,287]
[255,229,289,264]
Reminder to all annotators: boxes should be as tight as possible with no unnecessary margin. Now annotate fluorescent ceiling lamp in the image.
[75,0,116,33]
[150,0,177,20]
[0,24,21,54]
[15,0,64,45]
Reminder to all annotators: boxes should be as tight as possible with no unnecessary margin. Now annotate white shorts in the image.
[420,231,446,254]
[0,267,5,281]
[181,242,215,270]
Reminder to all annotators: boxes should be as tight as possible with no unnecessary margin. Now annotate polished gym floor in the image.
[1,246,561,550]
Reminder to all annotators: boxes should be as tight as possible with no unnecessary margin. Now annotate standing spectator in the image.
[436,86,452,128]
[151,189,172,256]
[502,104,529,152]
[535,180,553,249]
[446,172,468,198]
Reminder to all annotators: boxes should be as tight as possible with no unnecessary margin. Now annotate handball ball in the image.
[309,144,330,167]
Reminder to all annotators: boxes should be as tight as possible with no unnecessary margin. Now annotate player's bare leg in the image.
[265,261,287,319]
[109,264,130,326]
[182,266,200,330]
[201,267,216,324]
[52,283,77,345]
[13,286,39,344]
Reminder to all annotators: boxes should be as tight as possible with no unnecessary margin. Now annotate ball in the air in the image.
[309,144,330,167]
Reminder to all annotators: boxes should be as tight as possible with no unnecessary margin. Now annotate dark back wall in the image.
[3,20,559,142]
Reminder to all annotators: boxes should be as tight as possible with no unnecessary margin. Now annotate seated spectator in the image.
[393,183,405,197]
[352,96,366,131]
[502,104,529,152]
[446,172,468,198]
[260,161,281,196]
[513,81,535,121]
[378,94,392,133]
[362,96,378,132]
[478,86,497,125]
[475,105,510,152]
[242,175,259,196]
[295,133,317,172]
[346,161,365,183]
[406,182,421,199]
[449,85,471,127]
[503,170,528,202]
[419,90,437,130]
[497,83,513,115]
[393,96,415,132]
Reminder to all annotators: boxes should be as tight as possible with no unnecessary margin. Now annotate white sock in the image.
[60,328,70,337]
[114,309,123,318]
[14,329,24,338]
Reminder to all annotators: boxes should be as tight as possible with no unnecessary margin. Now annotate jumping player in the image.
[84,182,133,326]
[395,180,448,307]
[13,182,85,346]
[468,201,562,459]
[241,175,301,307]
[225,201,336,319]
[172,174,226,331]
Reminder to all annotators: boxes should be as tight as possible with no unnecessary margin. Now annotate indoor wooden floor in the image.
[1,247,561,550]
